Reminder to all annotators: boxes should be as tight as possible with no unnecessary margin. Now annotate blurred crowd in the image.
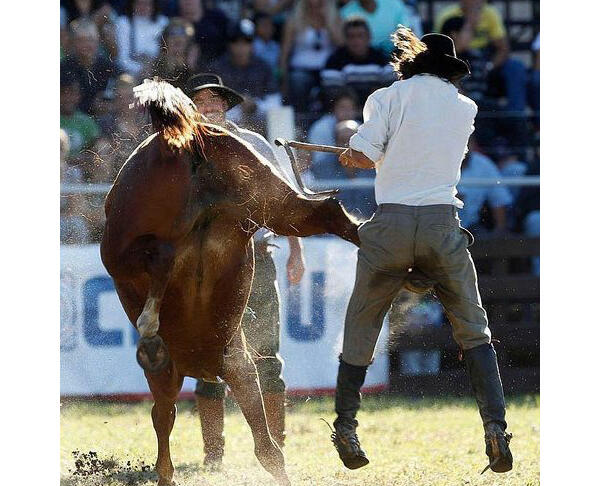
[60,0,540,249]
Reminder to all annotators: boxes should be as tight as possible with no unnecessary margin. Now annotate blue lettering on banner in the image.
[287,272,325,341]
[81,276,143,348]
[84,277,122,346]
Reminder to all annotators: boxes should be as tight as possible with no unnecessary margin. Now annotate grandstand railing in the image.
[308,176,539,190]
[60,177,540,195]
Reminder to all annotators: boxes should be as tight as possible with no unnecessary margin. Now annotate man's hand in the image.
[286,237,305,285]
[339,148,353,167]
[339,148,376,169]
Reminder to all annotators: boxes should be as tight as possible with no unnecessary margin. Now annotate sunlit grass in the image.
[60,394,539,485]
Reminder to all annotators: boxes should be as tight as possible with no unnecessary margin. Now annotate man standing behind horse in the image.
[185,73,305,467]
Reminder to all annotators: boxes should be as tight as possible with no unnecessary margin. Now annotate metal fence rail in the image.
[61,176,540,195]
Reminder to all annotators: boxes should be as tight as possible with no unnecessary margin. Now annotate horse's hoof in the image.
[157,480,176,486]
[137,335,170,374]
[275,474,291,486]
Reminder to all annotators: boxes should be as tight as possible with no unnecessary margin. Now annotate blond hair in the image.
[389,26,427,78]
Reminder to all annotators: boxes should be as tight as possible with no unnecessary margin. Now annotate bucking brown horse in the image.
[100,80,360,485]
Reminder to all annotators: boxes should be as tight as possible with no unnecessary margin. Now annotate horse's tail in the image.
[132,78,205,151]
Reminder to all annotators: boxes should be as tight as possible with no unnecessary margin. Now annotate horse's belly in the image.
[157,247,247,380]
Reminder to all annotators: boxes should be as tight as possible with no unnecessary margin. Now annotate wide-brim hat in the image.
[185,73,244,111]
[417,33,470,80]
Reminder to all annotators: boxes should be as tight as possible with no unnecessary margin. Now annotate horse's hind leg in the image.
[134,239,176,374]
[222,329,290,486]
[269,196,361,246]
[146,361,184,486]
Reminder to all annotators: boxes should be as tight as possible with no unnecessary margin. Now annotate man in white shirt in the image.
[184,73,305,467]
[329,29,512,475]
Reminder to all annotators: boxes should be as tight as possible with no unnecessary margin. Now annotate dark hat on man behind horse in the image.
[185,73,244,111]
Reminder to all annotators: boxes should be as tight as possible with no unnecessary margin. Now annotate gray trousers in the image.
[196,242,285,398]
[342,204,492,367]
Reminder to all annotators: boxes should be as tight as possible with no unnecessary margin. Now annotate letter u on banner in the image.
[286,271,325,341]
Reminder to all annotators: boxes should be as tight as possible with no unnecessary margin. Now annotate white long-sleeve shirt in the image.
[349,74,478,208]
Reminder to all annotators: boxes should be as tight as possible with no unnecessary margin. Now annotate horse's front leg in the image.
[222,328,290,486]
[135,239,176,374]
[146,361,184,486]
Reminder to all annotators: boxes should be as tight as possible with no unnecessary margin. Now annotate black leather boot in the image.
[463,343,513,474]
[196,395,225,468]
[195,380,227,469]
[331,358,369,470]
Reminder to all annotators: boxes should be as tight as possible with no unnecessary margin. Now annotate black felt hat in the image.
[184,73,244,111]
[416,33,470,80]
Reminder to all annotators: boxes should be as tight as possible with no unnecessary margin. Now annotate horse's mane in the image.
[132,78,211,151]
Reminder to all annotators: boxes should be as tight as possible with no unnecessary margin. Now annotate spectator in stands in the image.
[528,33,540,116]
[178,0,230,65]
[62,0,111,21]
[61,193,92,244]
[61,23,71,62]
[253,0,294,16]
[60,129,84,183]
[335,120,376,217]
[340,0,411,55]
[440,16,490,106]
[321,17,394,106]
[61,19,116,114]
[402,0,423,37]
[209,20,280,134]
[307,88,359,180]
[90,74,146,182]
[279,0,343,110]
[434,0,528,114]
[152,17,198,89]
[115,0,169,76]
[457,139,513,235]
[253,12,280,78]
[90,86,117,138]
[253,0,295,38]
[157,0,179,16]
[523,209,540,275]
[210,0,244,23]
[61,4,68,28]
[512,154,539,274]
[440,14,502,145]
[61,1,118,59]
[493,139,528,200]
[60,88,92,245]
[60,70,101,159]
[60,125,92,243]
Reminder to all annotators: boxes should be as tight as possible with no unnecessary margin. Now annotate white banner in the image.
[60,238,388,396]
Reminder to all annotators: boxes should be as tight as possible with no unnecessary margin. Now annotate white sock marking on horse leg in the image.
[137,297,160,338]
